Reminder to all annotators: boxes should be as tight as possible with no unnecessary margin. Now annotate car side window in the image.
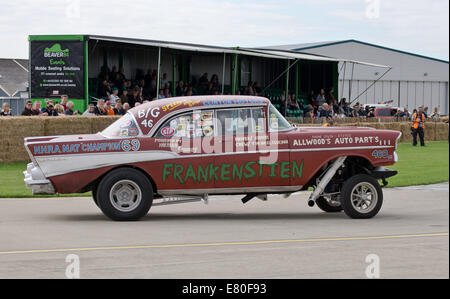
[216,107,266,136]
[155,110,215,138]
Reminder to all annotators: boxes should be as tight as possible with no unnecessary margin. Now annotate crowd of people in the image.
[0,66,443,121]
[280,88,442,122]
[96,66,269,109]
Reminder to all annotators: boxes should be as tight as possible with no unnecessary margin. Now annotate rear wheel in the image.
[97,168,153,221]
[316,196,343,213]
[340,174,383,219]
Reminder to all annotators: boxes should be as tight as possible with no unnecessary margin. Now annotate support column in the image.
[172,54,177,97]
[285,59,290,100]
[222,53,226,95]
[156,47,161,99]
[295,61,299,100]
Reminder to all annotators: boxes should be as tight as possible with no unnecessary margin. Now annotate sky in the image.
[0,0,448,60]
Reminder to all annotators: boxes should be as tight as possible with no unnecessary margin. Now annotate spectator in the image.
[287,95,300,115]
[1,102,12,116]
[123,103,130,113]
[316,89,326,107]
[424,107,429,118]
[128,89,139,108]
[158,89,165,99]
[109,87,120,105]
[327,88,335,105]
[59,95,69,110]
[336,109,346,119]
[120,89,129,104]
[430,107,440,121]
[211,74,219,90]
[400,107,411,119]
[319,103,332,119]
[94,99,107,116]
[304,105,315,119]
[351,104,360,118]
[113,100,125,115]
[198,73,209,94]
[83,104,96,116]
[307,90,315,106]
[176,80,186,97]
[161,73,169,88]
[21,100,34,116]
[64,101,79,116]
[105,101,115,116]
[359,105,367,117]
[31,101,43,115]
[41,101,58,116]
[98,79,111,99]
[113,71,124,92]
[164,88,171,99]
[54,104,65,116]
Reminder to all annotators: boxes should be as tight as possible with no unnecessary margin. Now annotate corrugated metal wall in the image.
[341,79,448,113]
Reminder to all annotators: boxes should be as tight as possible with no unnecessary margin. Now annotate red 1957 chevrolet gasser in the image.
[24,96,401,221]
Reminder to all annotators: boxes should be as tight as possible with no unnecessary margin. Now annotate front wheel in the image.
[340,174,383,219]
[97,168,153,221]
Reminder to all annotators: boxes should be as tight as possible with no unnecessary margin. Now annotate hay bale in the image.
[90,116,120,133]
[436,123,449,141]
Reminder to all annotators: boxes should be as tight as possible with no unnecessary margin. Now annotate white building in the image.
[267,40,449,114]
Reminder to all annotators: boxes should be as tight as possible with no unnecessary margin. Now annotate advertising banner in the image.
[30,41,85,99]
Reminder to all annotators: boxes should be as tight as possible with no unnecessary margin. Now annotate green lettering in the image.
[269,163,280,178]
[184,164,197,183]
[258,162,265,178]
[197,164,209,183]
[244,162,256,180]
[280,161,291,179]
[209,163,219,182]
[292,160,304,179]
[220,164,231,181]
[173,164,185,184]
[162,164,173,183]
[232,163,244,181]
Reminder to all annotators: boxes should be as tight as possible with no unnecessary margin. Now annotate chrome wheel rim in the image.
[350,182,378,213]
[109,180,142,212]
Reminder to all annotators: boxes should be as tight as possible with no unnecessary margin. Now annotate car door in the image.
[149,109,216,194]
[213,105,291,193]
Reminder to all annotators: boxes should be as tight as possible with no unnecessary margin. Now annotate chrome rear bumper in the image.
[23,163,56,195]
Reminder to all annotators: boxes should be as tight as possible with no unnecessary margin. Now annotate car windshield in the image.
[102,113,139,137]
[268,104,292,131]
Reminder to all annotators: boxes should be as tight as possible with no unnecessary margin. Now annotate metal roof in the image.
[0,58,29,97]
[264,39,449,64]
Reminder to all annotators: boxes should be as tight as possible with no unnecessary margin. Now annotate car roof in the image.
[129,95,271,135]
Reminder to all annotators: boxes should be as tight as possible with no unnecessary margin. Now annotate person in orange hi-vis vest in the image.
[411,106,426,147]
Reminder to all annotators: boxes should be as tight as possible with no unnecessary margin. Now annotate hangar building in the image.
[265,40,449,114]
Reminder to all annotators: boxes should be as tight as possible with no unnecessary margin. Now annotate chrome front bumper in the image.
[23,163,56,195]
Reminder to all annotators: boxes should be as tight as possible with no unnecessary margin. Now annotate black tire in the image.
[316,196,343,213]
[340,174,383,219]
[96,168,153,221]
[92,185,99,207]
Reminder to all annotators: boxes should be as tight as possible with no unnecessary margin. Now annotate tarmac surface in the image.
[0,183,448,279]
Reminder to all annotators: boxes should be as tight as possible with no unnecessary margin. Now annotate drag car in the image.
[24,96,401,220]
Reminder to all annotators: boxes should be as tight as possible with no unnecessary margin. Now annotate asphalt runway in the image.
[0,183,448,279]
